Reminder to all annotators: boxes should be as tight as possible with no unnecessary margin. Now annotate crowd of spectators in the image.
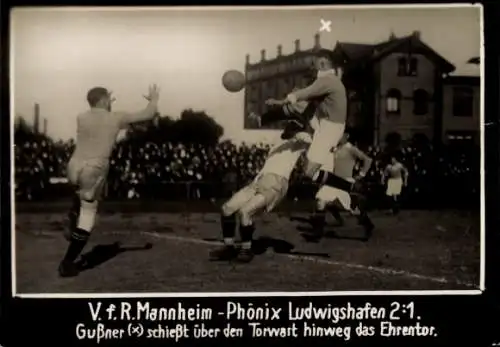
[14,128,480,209]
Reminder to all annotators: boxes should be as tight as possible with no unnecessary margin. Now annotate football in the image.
[222,70,245,92]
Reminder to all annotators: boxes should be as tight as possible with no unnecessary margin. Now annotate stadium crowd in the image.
[14,125,480,209]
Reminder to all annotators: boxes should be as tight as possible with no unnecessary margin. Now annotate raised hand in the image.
[143,84,160,102]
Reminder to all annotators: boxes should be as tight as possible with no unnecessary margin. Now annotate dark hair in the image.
[87,87,110,107]
[315,51,334,66]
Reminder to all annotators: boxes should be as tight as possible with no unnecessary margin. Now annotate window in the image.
[447,132,474,144]
[386,89,401,114]
[409,58,418,76]
[275,80,283,98]
[248,102,257,114]
[452,87,474,117]
[397,56,418,76]
[413,89,429,115]
[304,56,314,67]
[398,58,407,76]
[268,81,276,97]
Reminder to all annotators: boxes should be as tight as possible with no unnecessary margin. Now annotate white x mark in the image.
[320,19,332,32]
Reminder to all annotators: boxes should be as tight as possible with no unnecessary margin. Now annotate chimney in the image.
[34,103,40,133]
[245,54,250,65]
[260,49,266,61]
[277,44,282,57]
[314,33,321,49]
[389,31,396,40]
[294,39,300,52]
[412,30,421,39]
[43,118,47,135]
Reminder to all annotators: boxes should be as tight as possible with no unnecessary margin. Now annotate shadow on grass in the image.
[203,236,330,258]
[76,242,153,272]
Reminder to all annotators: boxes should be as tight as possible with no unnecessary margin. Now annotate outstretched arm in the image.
[252,100,311,127]
[264,76,334,107]
[287,75,334,103]
[117,85,160,128]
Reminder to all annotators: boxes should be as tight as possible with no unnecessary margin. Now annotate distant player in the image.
[382,155,408,215]
[59,84,160,277]
[261,52,358,197]
[209,130,313,263]
[309,130,374,241]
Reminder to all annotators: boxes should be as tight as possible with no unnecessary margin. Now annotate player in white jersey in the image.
[382,155,408,215]
[59,85,160,277]
[209,130,312,263]
[307,130,374,241]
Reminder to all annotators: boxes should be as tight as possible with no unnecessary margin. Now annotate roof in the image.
[246,47,332,68]
[332,33,455,73]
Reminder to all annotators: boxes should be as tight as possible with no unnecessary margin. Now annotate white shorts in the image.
[67,157,108,201]
[315,178,355,210]
[386,178,403,196]
[222,173,288,215]
[307,119,345,165]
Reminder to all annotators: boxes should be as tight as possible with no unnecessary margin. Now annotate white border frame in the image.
[10,3,485,298]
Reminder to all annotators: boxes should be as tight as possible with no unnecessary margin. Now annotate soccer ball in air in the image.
[222,70,245,93]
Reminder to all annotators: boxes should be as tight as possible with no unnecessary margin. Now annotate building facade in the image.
[441,75,480,145]
[245,31,480,147]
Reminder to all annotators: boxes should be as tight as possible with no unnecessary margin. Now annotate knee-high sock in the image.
[62,200,97,263]
[354,196,374,230]
[239,224,255,249]
[221,214,237,245]
[357,210,374,229]
[311,208,326,234]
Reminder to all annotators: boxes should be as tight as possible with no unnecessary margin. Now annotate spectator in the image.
[14,126,480,209]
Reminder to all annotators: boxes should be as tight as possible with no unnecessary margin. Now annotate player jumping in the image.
[259,52,359,198]
[382,155,408,215]
[308,130,375,241]
[59,84,160,277]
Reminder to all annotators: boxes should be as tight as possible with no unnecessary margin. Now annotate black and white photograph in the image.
[11,4,483,295]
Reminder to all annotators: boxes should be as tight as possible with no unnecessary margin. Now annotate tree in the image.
[14,116,39,144]
[171,109,224,146]
[124,109,224,146]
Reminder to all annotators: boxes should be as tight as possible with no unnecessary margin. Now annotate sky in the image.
[11,5,481,143]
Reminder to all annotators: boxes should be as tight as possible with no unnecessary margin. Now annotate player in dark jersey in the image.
[307,130,374,242]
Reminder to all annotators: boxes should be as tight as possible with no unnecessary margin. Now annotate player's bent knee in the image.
[221,204,234,217]
[237,208,248,220]
[237,208,253,226]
